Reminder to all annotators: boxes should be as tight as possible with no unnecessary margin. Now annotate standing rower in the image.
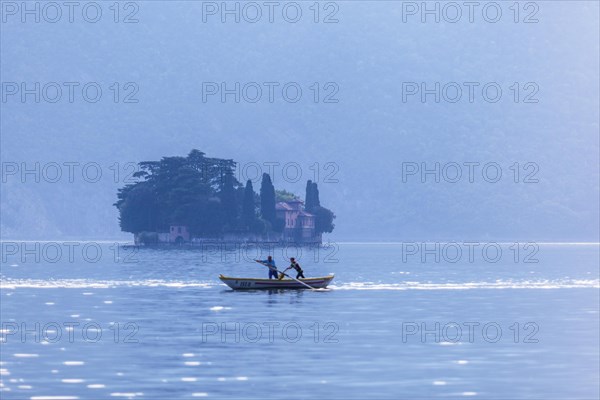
[257,256,278,279]
[284,257,305,279]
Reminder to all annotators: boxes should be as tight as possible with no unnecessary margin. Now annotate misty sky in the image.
[1,1,599,241]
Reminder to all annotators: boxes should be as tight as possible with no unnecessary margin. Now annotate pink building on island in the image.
[276,200,319,242]
[169,225,190,244]
[135,202,320,245]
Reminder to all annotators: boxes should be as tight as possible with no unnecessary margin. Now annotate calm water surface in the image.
[1,242,598,399]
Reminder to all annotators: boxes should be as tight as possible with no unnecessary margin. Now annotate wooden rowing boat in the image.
[219,274,334,290]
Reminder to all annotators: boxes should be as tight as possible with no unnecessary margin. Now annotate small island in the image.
[114,150,335,245]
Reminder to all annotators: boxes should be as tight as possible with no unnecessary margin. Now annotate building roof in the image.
[298,211,315,218]
[276,201,306,209]
[276,202,294,211]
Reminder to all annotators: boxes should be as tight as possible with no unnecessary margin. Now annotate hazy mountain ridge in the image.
[1,2,598,241]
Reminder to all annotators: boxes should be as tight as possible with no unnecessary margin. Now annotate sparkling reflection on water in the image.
[0,243,598,399]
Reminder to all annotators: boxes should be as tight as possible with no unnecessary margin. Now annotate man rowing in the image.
[257,256,278,280]
[283,257,305,279]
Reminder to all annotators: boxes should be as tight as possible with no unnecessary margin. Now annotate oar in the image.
[254,260,318,290]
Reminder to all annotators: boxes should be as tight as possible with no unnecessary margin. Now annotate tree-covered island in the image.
[114,150,335,245]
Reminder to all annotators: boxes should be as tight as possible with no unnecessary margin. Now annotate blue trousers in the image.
[269,269,279,279]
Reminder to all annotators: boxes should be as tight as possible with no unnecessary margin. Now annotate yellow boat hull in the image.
[219,274,334,290]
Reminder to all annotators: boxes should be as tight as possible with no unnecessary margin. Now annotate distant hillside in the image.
[1,2,598,241]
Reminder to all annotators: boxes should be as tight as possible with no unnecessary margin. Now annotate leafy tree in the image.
[313,206,336,234]
[251,218,269,234]
[116,149,245,234]
[260,173,276,225]
[114,150,335,240]
[272,218,286,232]
[114,182,159,233]
[275,189,298,202]
[196,197,225,236]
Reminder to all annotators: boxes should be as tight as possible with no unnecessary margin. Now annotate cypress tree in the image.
[242,180,255,228]
[305,180,314,211]
[312,182,321,208]
[260,173,276,225]
[305,181,321,212]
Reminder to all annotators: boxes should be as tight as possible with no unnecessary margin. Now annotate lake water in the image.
[1,242,598,399]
